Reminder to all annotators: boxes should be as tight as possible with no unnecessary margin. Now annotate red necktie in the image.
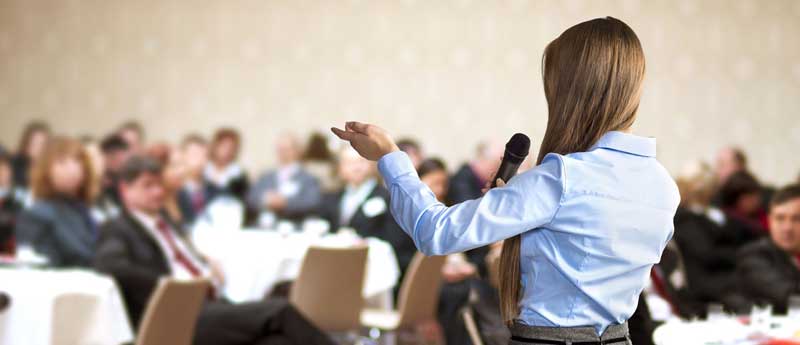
[191,190,205,213]
[155,218,202,277]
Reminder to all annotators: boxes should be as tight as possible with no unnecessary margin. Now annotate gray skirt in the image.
[508,322,631,345]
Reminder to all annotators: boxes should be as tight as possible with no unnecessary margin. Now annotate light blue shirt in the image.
[378,131,680,335]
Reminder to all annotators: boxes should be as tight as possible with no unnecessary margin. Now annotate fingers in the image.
[496,178,506,187]
[346,121,371,134]
[330,127,355,141]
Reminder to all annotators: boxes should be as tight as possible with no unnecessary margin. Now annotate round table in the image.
[0,268,133,345]
[191,230,401,304]
[654,316,800,345]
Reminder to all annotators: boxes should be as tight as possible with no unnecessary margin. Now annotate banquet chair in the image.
[135,278,210,345]
[360,253,446,344]
[289,246,369,341]
[51,293,98,345]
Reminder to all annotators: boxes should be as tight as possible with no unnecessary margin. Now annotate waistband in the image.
[509,322,629,345]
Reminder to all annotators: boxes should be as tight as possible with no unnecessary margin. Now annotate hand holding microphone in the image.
[482,133,531,193]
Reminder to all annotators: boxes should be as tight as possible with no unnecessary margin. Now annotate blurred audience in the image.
[714,146,747,186]
[11,121,50,190]
[317,148,416,274]
[15,137,98,268]
[736,185,800,314]
[0,151,22,254]
[177,134,213,226]
[205,127,249,202]
[248,132,321,227]
[94,156,336,345]
[301,131,340,192]
[719,171,769,236]
[670,162,742,315]
[448,140,503,205]
[397,137,425,169]
[116,120,146,153]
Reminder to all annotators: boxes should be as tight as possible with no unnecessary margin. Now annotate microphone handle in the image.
[490,161,522,188]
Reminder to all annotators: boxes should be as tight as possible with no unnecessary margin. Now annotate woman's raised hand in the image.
[331,121,400,161]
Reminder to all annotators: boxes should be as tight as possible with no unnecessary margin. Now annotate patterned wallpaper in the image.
[0,0,798,184]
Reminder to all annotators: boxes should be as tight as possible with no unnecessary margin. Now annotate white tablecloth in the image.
[0,268,133,345]
[654,317,800,345]
[192,230,401,303]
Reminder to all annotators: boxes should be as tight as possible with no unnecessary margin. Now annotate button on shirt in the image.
[377,131,680,334]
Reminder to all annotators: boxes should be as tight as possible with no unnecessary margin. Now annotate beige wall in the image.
[0,0,798,184]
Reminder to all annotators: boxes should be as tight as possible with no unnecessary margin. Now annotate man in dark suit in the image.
[317,148,416,275]
[736,184,800,314]
[0,151,22,254]
[247,133,321,227]
[176,134,214,226]
[94,155,335,345]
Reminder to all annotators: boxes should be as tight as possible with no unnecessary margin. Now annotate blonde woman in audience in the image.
[205,127,249,201]
[15,136,99,268]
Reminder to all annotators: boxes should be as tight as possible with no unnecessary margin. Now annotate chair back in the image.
[51,293,98,345]
[290,245,368,331]
[395,252,446,327]
[136,279,209,345]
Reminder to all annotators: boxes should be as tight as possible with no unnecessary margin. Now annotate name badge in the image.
[361,197,387,218]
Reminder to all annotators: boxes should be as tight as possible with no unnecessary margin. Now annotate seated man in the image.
[317,148,416,275]
[247,132,321,227]
[736,184,800,314]
[94,155,335,345]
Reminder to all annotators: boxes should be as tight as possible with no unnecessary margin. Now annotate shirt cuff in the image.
[377,150,417,186]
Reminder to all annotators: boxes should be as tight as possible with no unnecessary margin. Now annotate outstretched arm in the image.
[332,122,564,256]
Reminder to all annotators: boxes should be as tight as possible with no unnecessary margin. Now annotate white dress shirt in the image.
[339,178,377,225]
[131,210,210,280]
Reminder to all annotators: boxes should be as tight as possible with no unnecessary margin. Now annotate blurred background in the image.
[2,2,800,345]
[1,0,798,183]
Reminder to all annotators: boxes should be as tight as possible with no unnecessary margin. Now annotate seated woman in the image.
[204,128,249,202]
[15,136,99,268]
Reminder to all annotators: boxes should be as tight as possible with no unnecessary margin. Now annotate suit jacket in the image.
[672,208,742,304]
[15,198,96,268]
[246,167,321,222]
[94,210,203,327]
[317,183,416,274]
[736,238,800,314]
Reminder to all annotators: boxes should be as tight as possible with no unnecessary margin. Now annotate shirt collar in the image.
[589,131,656,157]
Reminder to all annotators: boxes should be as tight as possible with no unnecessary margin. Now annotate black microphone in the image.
[490,133,531,188]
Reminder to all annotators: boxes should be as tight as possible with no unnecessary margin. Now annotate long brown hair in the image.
[498,17,646,324]
[30,136,98,203]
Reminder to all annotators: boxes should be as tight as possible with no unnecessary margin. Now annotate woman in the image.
[205,127,249,202]
[333,17,678,344]
[15,136,99,268]
[12,121,50,189]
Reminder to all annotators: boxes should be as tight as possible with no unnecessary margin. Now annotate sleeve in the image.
[283,175,322,217]
[378,151,564,256]
[245,174,267,211]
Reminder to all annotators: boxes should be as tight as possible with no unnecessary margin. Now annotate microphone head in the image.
[504,133,530,164]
